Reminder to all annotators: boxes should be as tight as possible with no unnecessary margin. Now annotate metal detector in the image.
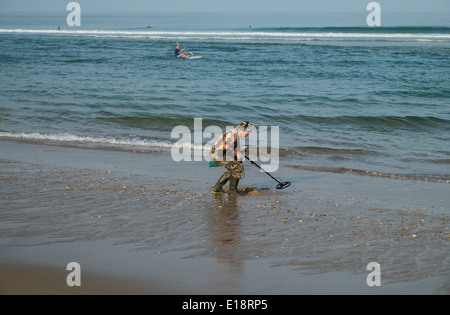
[245,155,291,190]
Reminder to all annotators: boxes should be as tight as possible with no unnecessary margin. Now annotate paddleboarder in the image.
[175,42,190,58]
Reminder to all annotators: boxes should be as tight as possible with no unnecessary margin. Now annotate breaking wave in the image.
[1,27,449,42]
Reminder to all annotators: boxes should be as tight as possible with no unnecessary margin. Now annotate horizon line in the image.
[1,10,449,15]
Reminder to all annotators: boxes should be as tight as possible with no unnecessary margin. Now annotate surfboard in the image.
[187,56,204,59]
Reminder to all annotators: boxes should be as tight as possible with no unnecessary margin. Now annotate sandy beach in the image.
[0,139,449,295]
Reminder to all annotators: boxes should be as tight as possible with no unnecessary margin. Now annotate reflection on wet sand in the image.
[205,194,244,291]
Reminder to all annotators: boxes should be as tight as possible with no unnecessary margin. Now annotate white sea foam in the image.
[1,28,449,42]
[0,131,170,148]
[0,131,209,152]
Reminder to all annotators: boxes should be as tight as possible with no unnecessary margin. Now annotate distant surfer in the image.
[210,122,252,195]
[175,42,189,58]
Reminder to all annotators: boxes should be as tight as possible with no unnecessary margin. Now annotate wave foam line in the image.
[0,131,209,151]
[1,29,449,41]
[0,131,173,148]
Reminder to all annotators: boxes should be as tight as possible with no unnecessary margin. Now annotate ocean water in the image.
[1,12,449,182]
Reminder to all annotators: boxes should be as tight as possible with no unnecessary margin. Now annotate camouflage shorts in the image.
[213,159,244,179]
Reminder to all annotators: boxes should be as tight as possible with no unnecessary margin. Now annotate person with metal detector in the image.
[210,122,252,195]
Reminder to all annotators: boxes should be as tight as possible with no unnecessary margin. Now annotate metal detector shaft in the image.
[245,155,282,184]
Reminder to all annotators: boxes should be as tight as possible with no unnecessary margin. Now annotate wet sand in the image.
[0,139,449,294]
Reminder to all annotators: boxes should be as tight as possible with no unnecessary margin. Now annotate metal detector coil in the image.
[276,181,291,190]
